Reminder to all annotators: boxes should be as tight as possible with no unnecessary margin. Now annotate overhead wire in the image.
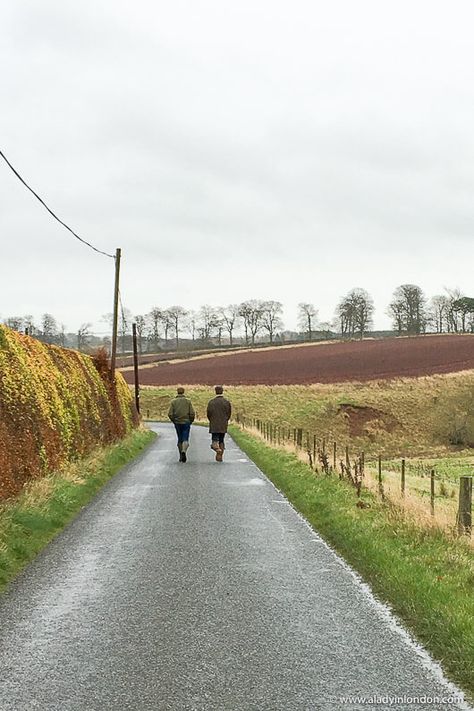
[0,149,115,259]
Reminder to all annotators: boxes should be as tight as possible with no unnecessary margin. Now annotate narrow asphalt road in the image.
[0,424,470,711]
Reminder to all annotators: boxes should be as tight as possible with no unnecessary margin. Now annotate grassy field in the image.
[0,428,156,592]
[140,371,474,458]
[229,426,474,701]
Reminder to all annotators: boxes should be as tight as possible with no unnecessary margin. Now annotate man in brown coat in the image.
[206,385,232,462]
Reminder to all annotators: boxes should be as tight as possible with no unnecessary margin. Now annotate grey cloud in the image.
[2,0,474,331]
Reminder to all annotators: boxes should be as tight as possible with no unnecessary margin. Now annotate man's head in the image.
[177,387,185,395]
[215,385,223,395]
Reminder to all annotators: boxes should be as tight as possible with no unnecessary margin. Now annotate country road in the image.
[0,424,470,711]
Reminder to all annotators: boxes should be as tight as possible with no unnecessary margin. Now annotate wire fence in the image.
[234,414,473,538]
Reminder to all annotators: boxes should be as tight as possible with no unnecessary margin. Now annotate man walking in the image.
[168,387,195,463]
[206,385,232,462]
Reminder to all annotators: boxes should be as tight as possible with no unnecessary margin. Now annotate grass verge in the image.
[229,425,474,701]
[0,427,156,593]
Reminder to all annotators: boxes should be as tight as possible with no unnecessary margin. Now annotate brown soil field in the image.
[121,335,474,386]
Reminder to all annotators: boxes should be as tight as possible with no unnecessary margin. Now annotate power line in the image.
[0,149,114,259]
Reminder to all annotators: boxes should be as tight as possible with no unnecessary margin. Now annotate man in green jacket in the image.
[168,387,195,463]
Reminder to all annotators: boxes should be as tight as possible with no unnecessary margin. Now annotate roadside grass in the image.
[229,425,474,701]
[139,371,474,459]
[0,427,156,592]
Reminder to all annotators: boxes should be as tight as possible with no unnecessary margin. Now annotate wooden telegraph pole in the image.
[132,322,140,414]
[110,247,121,377]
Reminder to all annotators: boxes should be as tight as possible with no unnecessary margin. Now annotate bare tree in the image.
[77,323,92,351]
[239,300,265,345]
[388,284,427,335]
[352,289,374,338]
[297,303,318,340]
[198,305,220,342]
[219,304,240,345]
[134,314,147,353]
[428,295,449,333]
[186,310,198,342]
[261,300,283,344]
[58,324,67,347]
[103,307,132,352]
[119,306,132,353]
[5,316,24,332]
[444,288,463,333]
[160,310,174,347]
[147,307,164,350]
[166,306,188,349]
[337,289,374,338]
[23,315,36,336]
[41,313,58,344]
[215,317,225,346]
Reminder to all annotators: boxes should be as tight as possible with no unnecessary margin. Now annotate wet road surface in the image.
[0,424,470,710]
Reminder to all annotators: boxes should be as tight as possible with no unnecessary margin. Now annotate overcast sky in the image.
[2,1,474,334]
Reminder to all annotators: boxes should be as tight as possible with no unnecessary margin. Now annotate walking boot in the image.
[216,447,223,462]
[181,440,189,463]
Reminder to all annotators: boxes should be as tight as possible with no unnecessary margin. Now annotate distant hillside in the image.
[122,334,474,386]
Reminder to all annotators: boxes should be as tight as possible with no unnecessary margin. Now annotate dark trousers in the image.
[174,422,191,444]
[211,432,226,447]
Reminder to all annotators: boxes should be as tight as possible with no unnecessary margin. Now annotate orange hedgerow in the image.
[0,326,139,500]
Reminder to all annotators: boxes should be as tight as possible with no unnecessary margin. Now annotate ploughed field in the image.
[121,335,474,386]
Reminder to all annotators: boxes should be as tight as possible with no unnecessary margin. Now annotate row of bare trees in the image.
[114,300,285,352]
[2,313,96,350]
[388,285,474,335]
[3,285,474,353]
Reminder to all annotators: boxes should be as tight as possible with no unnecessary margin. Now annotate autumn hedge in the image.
[0,325,139,500]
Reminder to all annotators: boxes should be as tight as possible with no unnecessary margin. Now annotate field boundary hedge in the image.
[0,325,138,500]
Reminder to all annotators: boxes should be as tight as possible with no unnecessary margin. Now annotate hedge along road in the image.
[0,424,470,711]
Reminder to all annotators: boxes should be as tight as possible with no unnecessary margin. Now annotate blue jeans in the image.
[174,422,191,444]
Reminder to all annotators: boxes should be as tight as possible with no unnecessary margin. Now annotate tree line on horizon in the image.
[2,285,474,353]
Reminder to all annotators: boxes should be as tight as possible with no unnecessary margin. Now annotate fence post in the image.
[457,476,472,536]
[430,470,435,516]
[378,455,384,499]
[345,445,350,471]
[401,458,406,496]
[297,428,303,448]
[333,442,337,470]
[360,451,365,477]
